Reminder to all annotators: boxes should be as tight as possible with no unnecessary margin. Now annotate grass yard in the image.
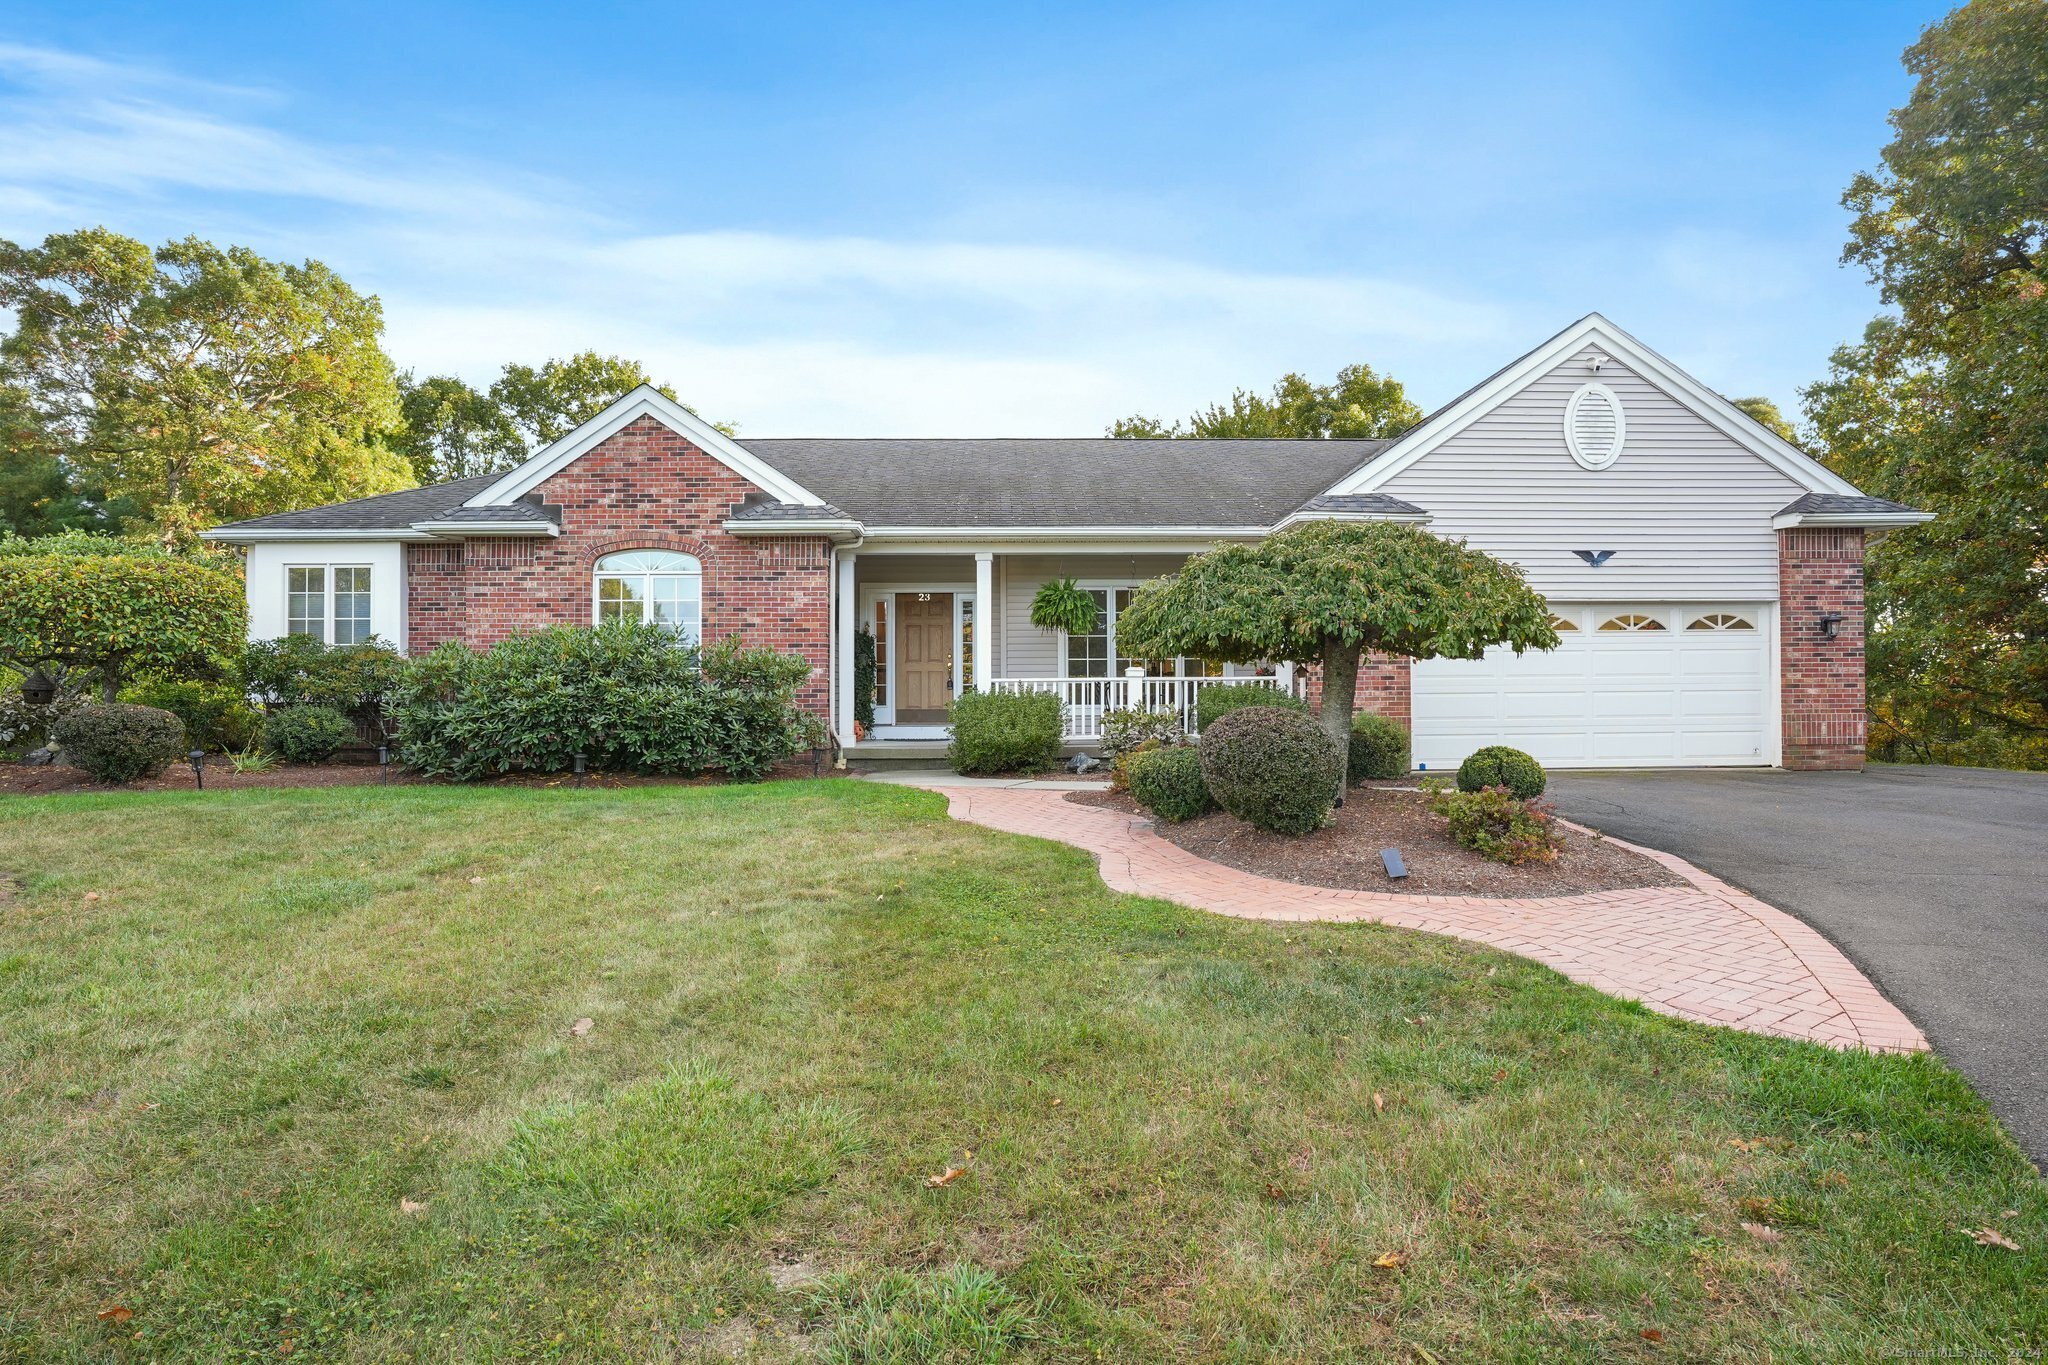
[0,781,2040,1362]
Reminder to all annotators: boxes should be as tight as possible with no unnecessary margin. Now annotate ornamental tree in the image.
[1114,520,1558,787]
[0,539,245,700]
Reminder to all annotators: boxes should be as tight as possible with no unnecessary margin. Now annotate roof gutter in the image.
[1770,510,1936,530]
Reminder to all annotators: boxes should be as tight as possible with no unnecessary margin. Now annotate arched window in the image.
[1547,613,1579,632]
[1686,613,1756,631]
[594,550,701,641]
[1598,613,1665,632]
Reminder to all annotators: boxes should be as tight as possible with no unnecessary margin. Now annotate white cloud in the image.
[0,40,1517,434]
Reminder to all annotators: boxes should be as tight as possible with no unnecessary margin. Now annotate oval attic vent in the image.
[1564,382,1625,470]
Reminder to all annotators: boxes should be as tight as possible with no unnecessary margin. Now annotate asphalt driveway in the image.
[1549,765,2048,1169]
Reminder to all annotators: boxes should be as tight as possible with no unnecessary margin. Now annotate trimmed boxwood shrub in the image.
[1128,745,1211,823]
[1425,781,1562,864]
[123,679,261,753]
[948,689,1062,775]
[51,703,186,783]
[1348,712,1411,783]
[386,625,813,782]
[263,705,356,763]
[1457,745,1546,799]
[1193,682,1307,735]
[1198,705,1342,835]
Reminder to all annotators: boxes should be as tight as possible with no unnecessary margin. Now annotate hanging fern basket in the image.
[1030,577,1099,635]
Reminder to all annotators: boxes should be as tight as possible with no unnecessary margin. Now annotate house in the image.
[204,314,1930,771]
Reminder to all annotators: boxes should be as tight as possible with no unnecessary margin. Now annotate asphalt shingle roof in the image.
[212,474,501,532]
[1294,493,1428,518]
[1775,493,1923,520]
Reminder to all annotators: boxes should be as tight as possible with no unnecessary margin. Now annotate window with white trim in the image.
[1598,613,1665,632]
[1686,612,1755,631]
[1062,585,1236,678]
[594,550,702,642]
[286,565,374,645]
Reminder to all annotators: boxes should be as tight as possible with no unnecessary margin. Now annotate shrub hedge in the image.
[1456,745,1546,799]
[263,705,357,763]
[51,703,186,783]
[1348,712,1411,783]
[123,679,261,753]
[1128,745,1211,823]
[387,625,813,781]
[244,635,406,715]
[948,689,1062,775]
[1198,705,1342,835]
[1193,682,1307,735]
[1425,781,1563,864]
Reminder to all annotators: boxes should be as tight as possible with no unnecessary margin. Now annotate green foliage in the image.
[1099,705,1182,762]
[1425,780,1563,865]
[1108,736,1164,793]
[1193,682,1307,734]
[1128,745,1212,823]
[946,689,1062,775]
[0,382,138,537]
[1198,705,1343,835]
[262,705,356,763]
[853,626,877,733]
[1802,0,2048,766]
[806,1264,1040,1365]
[1029,577,1100,634]
[227,746,277,773]
[121,679,260,753]
[0,228,411,542]
[51,702,186,782]
[243,635,406,714]
[0,546,244,698]
[1108,362,1423,439]
[1456,745,1546,799]
[386,624,813,781]
[1118,521,1556,784]
[1348,712,1411,782]
[1730,396,1798,443]
[0,672,92,755]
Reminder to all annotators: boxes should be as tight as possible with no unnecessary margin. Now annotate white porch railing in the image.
[988,669,1292,741]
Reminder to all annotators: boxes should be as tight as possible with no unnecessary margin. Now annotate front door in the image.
[895,592,954,723]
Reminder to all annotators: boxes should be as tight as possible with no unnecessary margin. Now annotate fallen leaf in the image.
[1372,1092,1385,1113]
[2004,1209,2020,1219]
[83,891,102,903]
[1485,967,1497,977]
[467,876,483,886]
[926,1166,966,1188]
[1372,1250,1407,1270]
[400,1197,428,1216]
[1049,1098,1063,1108]
[1639,1328,1665,1343]
[568,1018,594,1038]
[281,1338,295,1355]
[1264,1183,1288,1202]
[1491,1068,1507,1083]
[97,1305,132,1324]
[1966,1227,2021,1251]
[1740,1222,1784,1243]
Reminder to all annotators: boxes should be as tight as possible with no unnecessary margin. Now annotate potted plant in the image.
[1030,577,1098,635]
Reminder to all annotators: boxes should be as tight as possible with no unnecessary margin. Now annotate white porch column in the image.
[974,552,994,691]
[835,550,857,744]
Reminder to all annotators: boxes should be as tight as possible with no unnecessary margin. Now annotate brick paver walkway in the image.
[925,783,1926,1053]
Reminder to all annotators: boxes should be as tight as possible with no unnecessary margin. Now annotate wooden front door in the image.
[895,592,953,721]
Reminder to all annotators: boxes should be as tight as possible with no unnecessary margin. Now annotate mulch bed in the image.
[0,756,838,797]
[1071,785,1687,898]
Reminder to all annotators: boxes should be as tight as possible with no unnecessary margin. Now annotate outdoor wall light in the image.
[188,749,206,789]
[1819,612,1843,639]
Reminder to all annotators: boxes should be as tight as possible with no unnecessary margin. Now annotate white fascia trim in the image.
[409,520,562,537]
[722,517,866,539]
[1326,313,1864,499]
[1771,509,1935,530]
[859,524,1272,542]
[466,386,823,509]
[201,527,438,543]
[1270,509,1433,532]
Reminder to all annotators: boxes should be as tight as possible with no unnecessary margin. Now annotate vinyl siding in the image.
[1377,349,1802,600]
[999,554,1192,678]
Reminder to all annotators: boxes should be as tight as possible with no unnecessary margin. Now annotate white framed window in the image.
[594,550,702,642]
[286,565,373,645]
[1686,612,1756,631]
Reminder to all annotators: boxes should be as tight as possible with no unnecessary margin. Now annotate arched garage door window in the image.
[594,550,701,642]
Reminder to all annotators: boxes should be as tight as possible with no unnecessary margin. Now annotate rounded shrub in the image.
[1348,712,1411,783]
[1456,745,1546,799]
[1128,745,1212,823]
[1198,705,1343,835]
[947,689,1063,775]
[51,703,186,783]
[262,705,356,763]
[1193,682,1307,735]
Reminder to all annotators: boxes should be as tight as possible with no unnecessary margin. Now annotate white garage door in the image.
[1411,604,1772,771]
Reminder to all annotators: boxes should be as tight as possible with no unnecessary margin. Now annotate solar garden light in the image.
[377,745,391,783]
[188,750,206,789]
[573,752,588,786]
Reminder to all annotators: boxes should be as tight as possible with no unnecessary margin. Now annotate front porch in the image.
[830,546,1293,748]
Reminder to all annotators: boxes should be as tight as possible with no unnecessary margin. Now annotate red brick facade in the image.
[1296,651,1412,728]
[403,416,833,715]
[1778,527,1866,771]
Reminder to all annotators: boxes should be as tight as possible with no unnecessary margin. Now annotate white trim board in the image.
[1326,314,1863,499]
[468,385,823,509]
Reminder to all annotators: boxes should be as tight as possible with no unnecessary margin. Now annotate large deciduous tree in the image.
[0,229,412,545]
[1115,521,1557,786]
[1802,0,2048,765]
[0,535,245,700]
[1109,363,1423,440]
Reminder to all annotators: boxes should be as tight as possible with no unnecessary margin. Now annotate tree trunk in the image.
[99,670,119,704]
[1318,638,1360,802]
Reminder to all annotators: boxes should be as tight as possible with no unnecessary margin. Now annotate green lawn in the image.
[0,781,2039,1362]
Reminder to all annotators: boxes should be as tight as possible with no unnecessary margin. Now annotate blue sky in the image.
[0,1,1936,436]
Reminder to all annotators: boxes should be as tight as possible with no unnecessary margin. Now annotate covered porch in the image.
[830,545,1294,750]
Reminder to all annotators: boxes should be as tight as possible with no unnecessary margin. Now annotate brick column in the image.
[1778,527,1866,771]
[1296,651,1411,727]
